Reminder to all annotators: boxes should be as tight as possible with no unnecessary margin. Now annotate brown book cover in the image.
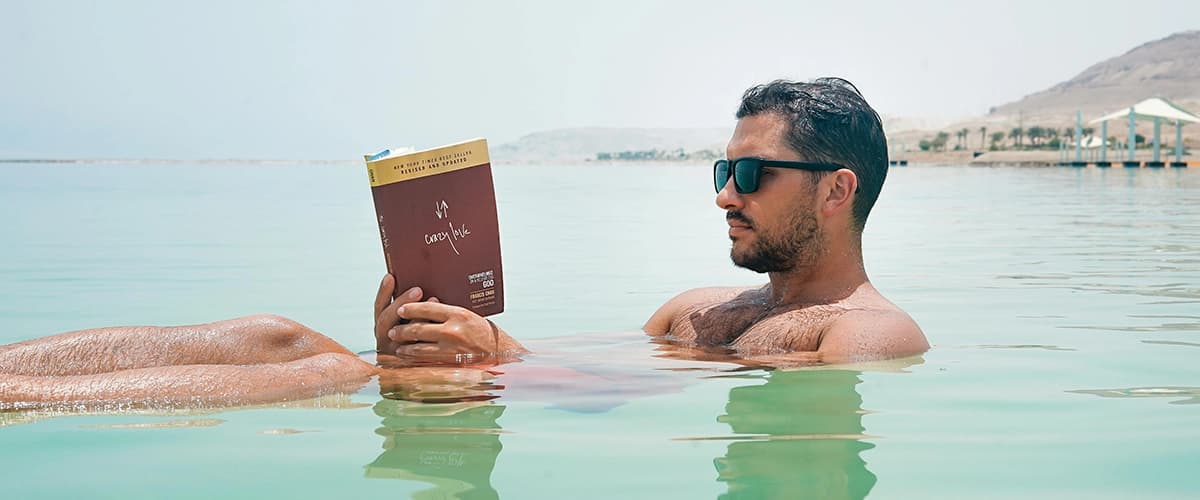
[365,138,503,316]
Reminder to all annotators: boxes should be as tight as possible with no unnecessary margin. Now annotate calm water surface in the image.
[1,162,1198,498]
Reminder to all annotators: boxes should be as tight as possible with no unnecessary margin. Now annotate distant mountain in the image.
[493,127,732,163]
[885,30,1200,151]
[989,30,1200,120]
[499,118,971,164]
[499,32,1200,162]
[493,119,948,164]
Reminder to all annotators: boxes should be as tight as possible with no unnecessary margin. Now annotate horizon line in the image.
[0,158,361,165]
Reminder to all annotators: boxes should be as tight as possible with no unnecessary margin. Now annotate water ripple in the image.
[1067,387,1200,405]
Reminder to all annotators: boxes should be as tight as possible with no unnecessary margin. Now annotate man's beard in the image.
[728,208,822,273]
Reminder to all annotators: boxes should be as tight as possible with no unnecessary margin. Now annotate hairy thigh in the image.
[1,353,377,410]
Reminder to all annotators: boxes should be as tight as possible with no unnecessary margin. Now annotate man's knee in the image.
[243,313,309,334]
[298,352,378,381]
[234,314,349,356]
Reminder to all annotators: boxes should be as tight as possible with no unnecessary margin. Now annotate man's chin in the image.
[730,250,770,274]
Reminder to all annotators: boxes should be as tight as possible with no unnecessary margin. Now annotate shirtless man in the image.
[380,78,928,365]
[0,78,926,410]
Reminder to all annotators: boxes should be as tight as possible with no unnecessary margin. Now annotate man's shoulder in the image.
[835,306,921,332]
[643,286,758,335]
[671,286,759,305]
[818,303,928,363]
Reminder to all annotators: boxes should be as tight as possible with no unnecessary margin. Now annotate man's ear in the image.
[821,170,857,215]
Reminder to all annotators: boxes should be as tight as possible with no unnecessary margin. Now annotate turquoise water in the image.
[1,162,1198,498]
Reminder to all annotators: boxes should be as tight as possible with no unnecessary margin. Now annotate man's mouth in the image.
[726,211,753,236]
[726,211,752,227]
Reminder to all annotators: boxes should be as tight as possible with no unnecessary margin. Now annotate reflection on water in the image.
[365,337,922,499]
[0,393,368,428]
[79,418,226,430]
[366,399,505,499]
[710,370,875,500]
[364,370,879,500]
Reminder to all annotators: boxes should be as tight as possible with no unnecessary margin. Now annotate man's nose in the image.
[715,178,743,210]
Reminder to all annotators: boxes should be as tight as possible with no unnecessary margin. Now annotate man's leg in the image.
[0,315,378,410]
[0,314,355,376]
[1,352,376,410]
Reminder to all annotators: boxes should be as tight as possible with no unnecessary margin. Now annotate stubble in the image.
[729,206,823,274]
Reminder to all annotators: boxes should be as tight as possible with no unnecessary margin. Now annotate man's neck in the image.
[764,240,868,307]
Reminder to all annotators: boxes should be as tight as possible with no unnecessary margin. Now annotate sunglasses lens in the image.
[714,160,730,193]
[733,159,759,193]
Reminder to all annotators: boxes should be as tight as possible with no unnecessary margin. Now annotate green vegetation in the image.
[595,148,720,162]
[1009,127,1024,148]
[954,128,970,150]
[928,124,1168,152]
[989,131,1006,151]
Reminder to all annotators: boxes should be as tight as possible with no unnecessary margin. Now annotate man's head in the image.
[734,77,888,232]
[718,78,888,274]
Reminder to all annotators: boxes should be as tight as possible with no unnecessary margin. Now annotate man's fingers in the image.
[388,322,443,344]
[394,342,444,356]
[392,344,488,367]
[392,342,471,364]
[374,274,395,319]
[376,286,424,344]
[397,301,459,324]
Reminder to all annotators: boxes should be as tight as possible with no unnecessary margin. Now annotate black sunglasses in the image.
[714,158,847,194]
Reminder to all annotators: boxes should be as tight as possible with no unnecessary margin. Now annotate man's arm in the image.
[816,309,928,364]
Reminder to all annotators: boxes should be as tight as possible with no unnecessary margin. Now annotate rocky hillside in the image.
[989,30,1200,119]
[885,30,1200,151]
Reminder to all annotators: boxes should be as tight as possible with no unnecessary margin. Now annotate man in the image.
[379,78,927,365]
[1,78,926,410]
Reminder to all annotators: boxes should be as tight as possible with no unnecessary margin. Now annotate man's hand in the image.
[374,274,527,365]
[375,274,427,355]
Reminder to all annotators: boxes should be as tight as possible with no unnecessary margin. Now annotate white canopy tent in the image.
[1091,97,1200,125]
[1060,135,1107,163]
[1087,97,1200,164]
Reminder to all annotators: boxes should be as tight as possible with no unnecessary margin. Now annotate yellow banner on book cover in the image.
[365,138,490,187]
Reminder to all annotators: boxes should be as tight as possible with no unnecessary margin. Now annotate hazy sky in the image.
[2,0,1196,159]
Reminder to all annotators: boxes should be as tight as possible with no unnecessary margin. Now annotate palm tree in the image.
[991,131,1006,150]
[979,126,987,151]
[1009,127,1024,148]
[1027,126,1045,147]
[934,131,950,152]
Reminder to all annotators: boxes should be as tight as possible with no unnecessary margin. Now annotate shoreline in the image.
[3,153,1197,168]
[892,150,1198,167]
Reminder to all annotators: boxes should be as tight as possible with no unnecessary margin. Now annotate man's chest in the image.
[666,298,845,352]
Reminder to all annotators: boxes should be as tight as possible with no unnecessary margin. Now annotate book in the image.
[364,138,504,316]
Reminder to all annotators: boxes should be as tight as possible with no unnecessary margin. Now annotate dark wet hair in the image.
[736,77,888,232]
